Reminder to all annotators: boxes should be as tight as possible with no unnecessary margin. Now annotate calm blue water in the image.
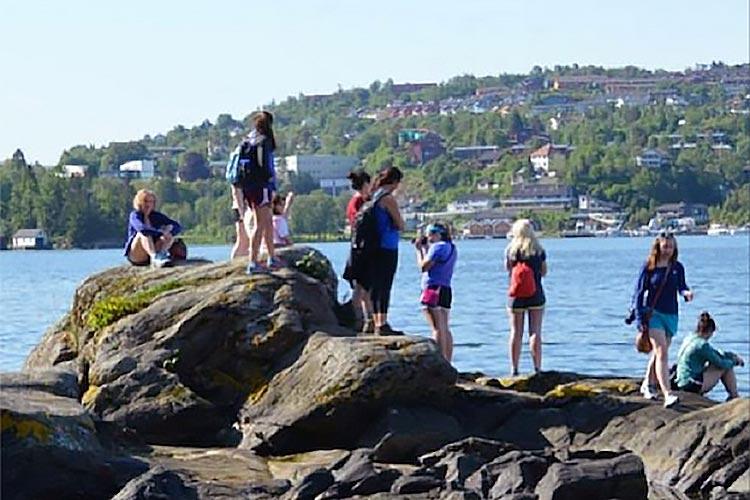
[1,236,748,398]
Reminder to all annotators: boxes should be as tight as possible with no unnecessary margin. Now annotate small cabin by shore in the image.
[11,229,50,250]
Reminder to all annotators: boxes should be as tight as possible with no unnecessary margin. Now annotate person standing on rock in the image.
[633,232,693,408]
[675,311,743,400]
[369,166,405,335]
[343,170,375,333]
[505,219,547,375]
[415,223,457,361]
[235,111,280,273]
[124,189,182,268]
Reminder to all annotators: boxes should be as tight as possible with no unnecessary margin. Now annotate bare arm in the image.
[381,195,405,231]
[283,192,295,217]
[232,186,246,216]
[415,244,434,272]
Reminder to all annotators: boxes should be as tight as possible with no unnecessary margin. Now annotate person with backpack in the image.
[368,166,404,335]
[674,312,744,400]
[632,232,693,408]
[415,223,457,361]
[228,111,279,273]
[505,219,547,375]
[343,170,374,333]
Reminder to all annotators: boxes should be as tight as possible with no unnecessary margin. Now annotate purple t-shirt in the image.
[422,241,457,288]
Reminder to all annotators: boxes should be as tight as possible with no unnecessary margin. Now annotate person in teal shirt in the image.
[675,312,744,400]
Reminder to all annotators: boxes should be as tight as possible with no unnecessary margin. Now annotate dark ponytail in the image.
[373,166,403,189]
[347,169,371,191]
[696,311,716,335]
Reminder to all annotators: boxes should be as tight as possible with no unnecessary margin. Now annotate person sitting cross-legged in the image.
[124,189,182,268]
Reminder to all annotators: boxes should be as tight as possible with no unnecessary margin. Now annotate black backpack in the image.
[351,190,388,255]
[238,140,271,184]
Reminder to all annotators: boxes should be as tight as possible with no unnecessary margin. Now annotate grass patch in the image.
[85,280,185,331]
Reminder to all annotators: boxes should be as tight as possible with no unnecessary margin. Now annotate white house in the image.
[529,143,572,175]
[60,164,88,178]
[12,229,49,249]
[119,159,156,179]
[284,155,359,195]
[447,194,496,213]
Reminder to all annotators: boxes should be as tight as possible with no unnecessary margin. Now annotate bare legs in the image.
[648,329,674,398]
[129,233,172,264]
[250,205,274,264]
[508,308,543,375]
[424,307,453,362]
[701,366,739,399]
[353,283,373,324]
[231,219,249,260]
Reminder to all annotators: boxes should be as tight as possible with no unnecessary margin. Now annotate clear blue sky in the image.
[1,0,748,165]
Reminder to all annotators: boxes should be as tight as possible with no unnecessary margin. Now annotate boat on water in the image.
[707,224,731,236]
[730,225,750,236]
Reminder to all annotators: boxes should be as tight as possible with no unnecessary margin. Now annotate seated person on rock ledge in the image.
[124,189,182,268]
[674,311,744,401]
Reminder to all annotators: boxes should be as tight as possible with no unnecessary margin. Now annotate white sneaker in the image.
[664,393,679,408]
[640,380,657,400]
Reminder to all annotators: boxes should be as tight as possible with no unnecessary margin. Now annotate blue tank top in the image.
[373,189,399,250]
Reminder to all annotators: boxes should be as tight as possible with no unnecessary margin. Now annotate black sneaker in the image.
[375,323,403,335]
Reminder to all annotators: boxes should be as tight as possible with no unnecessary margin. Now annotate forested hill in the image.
[1,63,749,247]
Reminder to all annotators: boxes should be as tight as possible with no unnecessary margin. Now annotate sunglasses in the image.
[658,232,675,239]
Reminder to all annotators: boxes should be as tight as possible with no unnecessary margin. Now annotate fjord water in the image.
[1,236,748,398]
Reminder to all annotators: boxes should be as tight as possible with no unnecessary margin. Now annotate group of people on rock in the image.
[122,111,744,404]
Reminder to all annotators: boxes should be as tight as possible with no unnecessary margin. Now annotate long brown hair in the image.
[646,233,679,271]
[254,111,276,151]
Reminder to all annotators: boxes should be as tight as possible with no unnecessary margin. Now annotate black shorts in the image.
[677,374,703,394]
[343,248,372,290]
[422,285,453,309]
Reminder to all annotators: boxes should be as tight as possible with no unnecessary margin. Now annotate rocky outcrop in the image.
[6,246,748,499]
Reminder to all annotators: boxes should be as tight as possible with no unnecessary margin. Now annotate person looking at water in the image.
[675,312,743,400]
[633,232,693,408]
[370,166,404,335]
[505,219,546,375]
[343,170,374,333]
[125,189,182,268]
[272,192,295,248]
[237,111,279,273]
[415,223,457,361]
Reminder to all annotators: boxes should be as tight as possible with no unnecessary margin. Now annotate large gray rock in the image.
[534,451,647,500]
[24,249,342,446]
[240,333,458,454]
[1,370,147,500]
[110,466,198,500]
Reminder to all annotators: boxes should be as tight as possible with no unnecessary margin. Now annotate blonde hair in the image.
[132,189,156,211]
[508,219,544,259]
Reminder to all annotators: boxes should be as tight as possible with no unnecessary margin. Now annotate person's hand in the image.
[683,290,694,302]
[734,354,745,367]
[161,224,173,235]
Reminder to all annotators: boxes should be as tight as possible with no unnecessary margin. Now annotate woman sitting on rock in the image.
[675,311,744,400]
[125,189,182,268]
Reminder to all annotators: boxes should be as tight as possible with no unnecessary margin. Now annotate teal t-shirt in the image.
[675,333,736,387]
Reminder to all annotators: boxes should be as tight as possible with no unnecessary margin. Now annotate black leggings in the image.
[370,249,398,315]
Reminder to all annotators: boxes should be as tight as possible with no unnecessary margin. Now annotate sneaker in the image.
[151,251,171,268]
[360,318,375,334]
[267,257,285,270]
[246,262,267,275]
[640,380,658,400]
[664,393,679,408]
[375,323,404,335]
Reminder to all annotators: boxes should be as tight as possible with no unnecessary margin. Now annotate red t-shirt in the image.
[346,193,365,226]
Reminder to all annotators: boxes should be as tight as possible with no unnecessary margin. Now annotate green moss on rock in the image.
[85,280,186,331]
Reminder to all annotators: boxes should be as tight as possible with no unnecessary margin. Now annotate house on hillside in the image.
[447,194,497,213]
[12,229,49,250]
[398,129,445,165]
[284,154,359,196]
[476,179,501,192]
[462,218,512,238]
[501,179,575,211]
[529,144,573,176]
[60,164,88,178]
[656,203,709,225]
[635,149,671,169]
[119,159,156,179]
